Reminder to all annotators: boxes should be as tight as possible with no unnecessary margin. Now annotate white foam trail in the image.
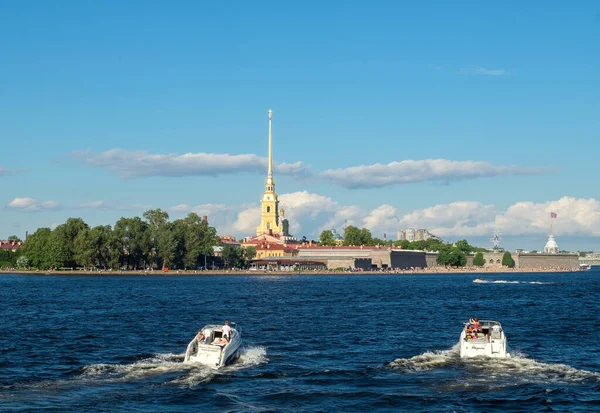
[464,355,600,383]
[390,345,599,384]
[169,346,268,387]
[234,346,268,369]
[473,279,554,285]
[80,353,193,382]
[389,344,460,371]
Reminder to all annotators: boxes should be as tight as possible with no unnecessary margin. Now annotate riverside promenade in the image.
[4,266,580,276]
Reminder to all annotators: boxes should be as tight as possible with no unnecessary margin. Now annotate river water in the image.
[1,271,598,412]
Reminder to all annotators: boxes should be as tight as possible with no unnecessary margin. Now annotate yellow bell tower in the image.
[257,109,284,236]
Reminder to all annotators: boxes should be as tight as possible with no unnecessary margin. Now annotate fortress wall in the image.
[425,253,439,267]
[389,250,428,269]
[516,254,579,270]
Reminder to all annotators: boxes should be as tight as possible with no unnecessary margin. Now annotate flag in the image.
[550,212,557,218]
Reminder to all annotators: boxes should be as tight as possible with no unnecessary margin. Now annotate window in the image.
[267,222,271,229]
[266,206,271,213]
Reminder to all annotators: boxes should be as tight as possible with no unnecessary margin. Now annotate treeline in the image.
[0,249,22,268]
[319,226,486,267]
[21,209,222,270]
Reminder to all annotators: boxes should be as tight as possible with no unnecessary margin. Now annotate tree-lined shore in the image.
[4,213,509,272]
[10,209,225,271]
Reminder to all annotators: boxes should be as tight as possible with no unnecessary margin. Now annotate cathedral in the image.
[255,109,290,238]
[242,110,295,256]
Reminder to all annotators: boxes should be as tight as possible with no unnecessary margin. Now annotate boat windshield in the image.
[465,320,500,328]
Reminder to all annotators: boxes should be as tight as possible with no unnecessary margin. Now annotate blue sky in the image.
[1,1,599,251]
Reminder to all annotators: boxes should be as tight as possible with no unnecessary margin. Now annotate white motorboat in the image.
[184,324,242,369]
[459,320,509,358]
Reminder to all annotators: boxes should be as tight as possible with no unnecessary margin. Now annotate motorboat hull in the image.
[459,320,509,358]
[184,325,242,369]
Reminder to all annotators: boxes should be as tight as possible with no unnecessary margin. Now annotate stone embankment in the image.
[3,266,579,276]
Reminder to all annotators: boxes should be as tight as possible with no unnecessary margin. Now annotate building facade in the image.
[397,228,430,241]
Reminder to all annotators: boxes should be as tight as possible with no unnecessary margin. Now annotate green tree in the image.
[473,252,485,267]
[454,239,474,254]
[74,228,95,269]
[343,226,361,246]
[393,239,410,249]
[221,245,245,268]
[359,228,373,245]
[113,217,151,269]
[437,245,467,267]
[21,228,53,269]
[318,230,337,246]
[170,219,187,269]
[343,226,373,246]
[182,213,219,269]
[502,251,515,268]
[244,246,257,261]
[8,235,22,243]
[48,218,89,268]
[143,208,175,269]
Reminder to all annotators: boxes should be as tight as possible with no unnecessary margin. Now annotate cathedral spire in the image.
[268,109,273,178]
[257,109,283,236]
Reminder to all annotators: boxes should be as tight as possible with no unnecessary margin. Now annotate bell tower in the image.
[257,109,283,236]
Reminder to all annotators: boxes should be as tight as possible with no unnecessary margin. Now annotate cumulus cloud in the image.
[168,193,600,243]
[458,67,510,76]
[70,149,310,179]
[320,159,548,189]
[7,197,60,211]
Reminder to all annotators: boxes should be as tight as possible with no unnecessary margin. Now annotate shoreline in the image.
[1,267,580,277]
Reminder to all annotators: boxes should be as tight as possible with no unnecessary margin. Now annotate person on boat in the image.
[222,320,232,340]
[473,317,481,332]
[466,325,474,340]
[215,335,229,347]
[196,330,206,344]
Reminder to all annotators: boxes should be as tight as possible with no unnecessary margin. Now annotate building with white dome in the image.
[543,234,559,254]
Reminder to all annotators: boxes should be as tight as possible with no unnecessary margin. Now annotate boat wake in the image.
[389,346,599,385]
[473,279,554,285]
[77,346,268,387]
[388,344,460,371]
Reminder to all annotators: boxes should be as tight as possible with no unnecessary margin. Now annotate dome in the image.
[331,228,343,240]
[544,235,559,254]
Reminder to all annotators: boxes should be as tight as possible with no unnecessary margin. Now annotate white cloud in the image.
[320,159,548,189]
[70,149,310,179]
[459,67,510,76]
[7,197,60,212]
[167,193,600,243]
[80,200,108,209]
[78,200,150,211]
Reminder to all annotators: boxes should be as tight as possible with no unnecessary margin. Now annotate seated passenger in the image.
[214,335,229,347]
[473,317,481,332]
[196,330,206,344]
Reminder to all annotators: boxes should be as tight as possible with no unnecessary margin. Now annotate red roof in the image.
[0,241,22,250]
[297,245,387,250]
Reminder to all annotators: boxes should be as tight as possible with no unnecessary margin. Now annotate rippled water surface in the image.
[1,271,599,412]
